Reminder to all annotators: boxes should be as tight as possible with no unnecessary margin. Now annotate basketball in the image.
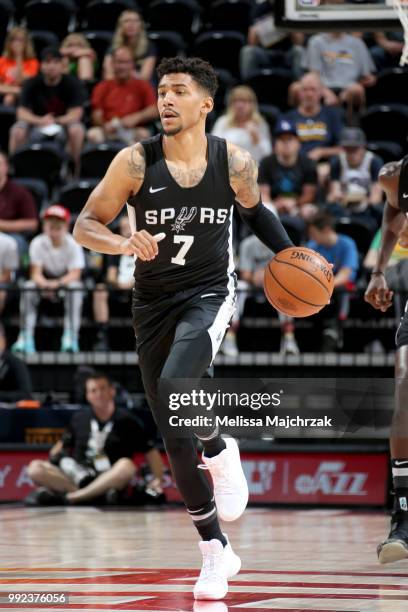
[264,247,334,318]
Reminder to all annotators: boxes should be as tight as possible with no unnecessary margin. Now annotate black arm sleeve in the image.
[236,200,293,253]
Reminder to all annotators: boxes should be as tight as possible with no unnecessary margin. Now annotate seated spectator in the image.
[12,205,85,355]
[222,203,299,357]
[284,72,343,163]
[103,10,157,82]
[0,27,39,106]
[306,211,359,350]
[327,127,383,232]
[0,231,19,315]
[0,151,38,254]
[0,322,32,401]
[92,215,134,351]
[370,32,404,71]
[301,32,376,121]
[211,86,272,163]
[259,119,317,221]
[240,0,305,80]
[60,33,97,82]
[26,371,164,506]
[88,46,157,146]
[9,46,86,175]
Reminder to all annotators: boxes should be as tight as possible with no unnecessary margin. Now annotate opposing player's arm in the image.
[73,145,160,261]
[227,142,293,253]
[365,161,405,311]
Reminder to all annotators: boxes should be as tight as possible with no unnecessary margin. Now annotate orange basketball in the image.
[264,246,334,317]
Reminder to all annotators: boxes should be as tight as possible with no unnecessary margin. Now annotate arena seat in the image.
[246,69,293,111]
[360,104,408,148]
[11,144,65,193]
[0,105,16,154]
[258,104,280,137]
[82,0,138,32]
[0,0,14,51]
[367,140,402,165]
[80,142,125,178]
[203,0,252,34]
[335,217,374,257]
[13,178,49,213]
[58,179,98,213]
[82,30,112,71]
[366,68,408,107]
[148,31,186,62]
[193,30,245,79]
[213,68,238,112]
[23,0,77,41]
[30,31,60,58]
[146,0,201,41]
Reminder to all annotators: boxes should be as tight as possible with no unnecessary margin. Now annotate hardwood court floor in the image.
[0,506,407,611]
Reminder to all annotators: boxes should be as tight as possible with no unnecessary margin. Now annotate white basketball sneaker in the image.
[200,437,249,522]
[194,535,241,601]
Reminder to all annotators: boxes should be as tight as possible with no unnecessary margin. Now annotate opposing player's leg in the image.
[378,308,408,563]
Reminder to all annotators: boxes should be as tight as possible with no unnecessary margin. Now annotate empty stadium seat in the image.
[213,68,238,112]
[30,31,60,58]
[367,140,402,165]
[80,142,125,178]
[146,0,201,41]
[82,0,138,32]
[58,179,98,213]
[335,217,374,257]
[82,30,112,72]
[11,144,65,192]
[148,31,186,62]
[246,69,292,111]
[0,105,16,154]
[23,0,77,41]
[203,0,252,34]
[366,68,408,107]
[258,104,280,137]
[193,30,245,79]
[0,0,14,51]
[360,104,408,148]
[13,178,49,213]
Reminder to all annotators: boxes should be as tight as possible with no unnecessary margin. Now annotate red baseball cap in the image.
[42,204,71,223]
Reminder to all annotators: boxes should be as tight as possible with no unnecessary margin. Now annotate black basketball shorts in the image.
[131,282,236,419]
[396,299,408,350]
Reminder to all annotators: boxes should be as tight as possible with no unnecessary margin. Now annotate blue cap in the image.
[274,118,298,138]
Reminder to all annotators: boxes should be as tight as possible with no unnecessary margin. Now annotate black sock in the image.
[187,499,227,546]
[391,458,408,513]
[201,437,226,458]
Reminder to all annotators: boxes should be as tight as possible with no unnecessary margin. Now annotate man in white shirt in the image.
[12,205,85,354]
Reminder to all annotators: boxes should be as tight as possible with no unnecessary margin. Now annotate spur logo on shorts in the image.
[171,207,197,233]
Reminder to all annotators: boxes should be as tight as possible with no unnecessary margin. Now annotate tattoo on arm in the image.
[379,160,401,178]
[127,145,145,180]
[228,147,260,205]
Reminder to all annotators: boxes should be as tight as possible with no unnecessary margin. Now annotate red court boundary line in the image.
[1,568,408,578]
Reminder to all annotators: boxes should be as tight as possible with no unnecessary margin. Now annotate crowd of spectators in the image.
[0,0,406,356]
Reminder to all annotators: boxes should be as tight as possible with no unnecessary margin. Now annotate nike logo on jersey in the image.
[149,186,167,194]
[394,460,408,466]
[403,193,408,198]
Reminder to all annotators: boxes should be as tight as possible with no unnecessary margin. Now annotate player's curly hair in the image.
[156,57,218,98]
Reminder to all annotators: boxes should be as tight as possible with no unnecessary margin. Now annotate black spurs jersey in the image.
[128,133,237,295]
[399,155,408,214]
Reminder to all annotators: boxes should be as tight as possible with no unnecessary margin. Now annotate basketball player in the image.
[365,157,408,564]
[74,57,293,600]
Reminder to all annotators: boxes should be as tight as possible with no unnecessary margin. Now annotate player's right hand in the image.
[119,230,165,260]
[364,274,393,312]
